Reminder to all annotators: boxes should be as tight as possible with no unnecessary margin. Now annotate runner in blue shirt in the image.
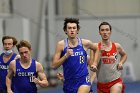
[0,36,18,93]
[6,40,49,93]
[52,17,100,93]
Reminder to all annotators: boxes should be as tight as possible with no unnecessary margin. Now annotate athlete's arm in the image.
[6,60,15,93]
[83,39,100,66]
[116,43,127,70]
[91,43,100,67]
[89,42,100,72]
[90,71,96,84]
[82,39,100,71]
[52,40,71,69]
[35,62,49,88]
[87,55,91,66]
[88,51,97,84]
[88,48,96,66]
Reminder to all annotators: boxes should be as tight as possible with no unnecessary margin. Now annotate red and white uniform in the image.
[97,42,124,93]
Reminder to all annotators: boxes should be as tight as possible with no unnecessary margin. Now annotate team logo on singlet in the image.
[102,52,118,64]
[71,51,84,56]
[17,71,34,76]
[17,71,35,82]
[0,64,9,69]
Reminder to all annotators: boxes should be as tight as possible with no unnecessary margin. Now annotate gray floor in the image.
[39,81,140,93]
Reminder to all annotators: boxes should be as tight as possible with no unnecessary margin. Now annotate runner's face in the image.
[99,25,111,40]
[19,47,31,62]
[65,23,79,39]
[3,39,14,50]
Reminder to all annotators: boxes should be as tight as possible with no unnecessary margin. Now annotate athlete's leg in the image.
[77,85,90,93]
[110,82,123,93]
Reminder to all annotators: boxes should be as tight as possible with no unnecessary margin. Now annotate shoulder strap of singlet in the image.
[31,59,37,76]
[77,37,82,47]
[11,53,17,59]
[31,59,36,69]
[64,38,68,49]
[32,59,36,66]
[7,53,16,63]
[111,42,117,50]
[15,59,20,70]
[98,42,102,49]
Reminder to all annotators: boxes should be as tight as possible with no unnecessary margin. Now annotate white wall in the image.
[12,0,44,58]
[0,19,4,52]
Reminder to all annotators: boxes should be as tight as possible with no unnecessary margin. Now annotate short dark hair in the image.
[2,36,17,46]
[16,40,31,51]
[99,22,112,31]
[63,17,80,31]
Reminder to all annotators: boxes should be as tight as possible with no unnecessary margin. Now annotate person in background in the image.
[0,36,19,93]
[6,40,49,93]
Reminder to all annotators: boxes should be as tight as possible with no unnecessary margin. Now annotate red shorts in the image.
[97,78,125,93]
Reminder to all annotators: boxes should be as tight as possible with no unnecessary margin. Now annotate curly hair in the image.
[63,17,80,31]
